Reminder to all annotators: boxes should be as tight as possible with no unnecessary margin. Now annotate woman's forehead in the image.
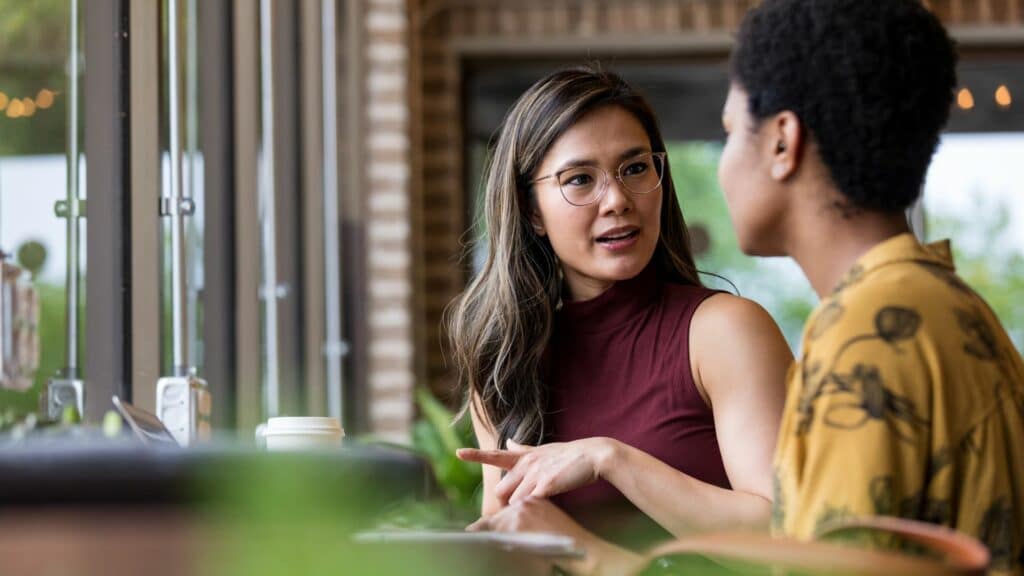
[541,107,651,167]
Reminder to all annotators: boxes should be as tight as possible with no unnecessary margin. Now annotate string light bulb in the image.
[995,85,1012,109]
[957,88,975,110]
[21,97,37,117]
[35,89,55,109]
[0,92,8,111]
[6,99,24,118]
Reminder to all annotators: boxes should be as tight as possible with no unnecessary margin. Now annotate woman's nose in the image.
[599,176,633,215]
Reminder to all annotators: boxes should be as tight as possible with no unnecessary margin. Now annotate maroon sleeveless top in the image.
[545,262,729,548]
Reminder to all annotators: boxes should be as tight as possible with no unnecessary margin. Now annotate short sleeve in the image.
[774,300,934,540]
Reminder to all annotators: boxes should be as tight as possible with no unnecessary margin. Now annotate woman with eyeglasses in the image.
[449,67,792,573]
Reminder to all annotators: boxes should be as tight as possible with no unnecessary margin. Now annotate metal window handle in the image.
[158,197,196,217]
[54,199,87,219]
[258,283,290,300]
[322,340,349,358]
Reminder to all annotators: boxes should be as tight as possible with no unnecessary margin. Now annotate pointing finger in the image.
[456,448,521,469]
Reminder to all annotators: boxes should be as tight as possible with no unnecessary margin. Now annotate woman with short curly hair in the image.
[720,0,1024,572]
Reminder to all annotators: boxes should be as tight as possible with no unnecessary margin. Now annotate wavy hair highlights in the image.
[445,67,702,450]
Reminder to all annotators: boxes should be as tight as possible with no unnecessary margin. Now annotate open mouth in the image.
[596,229,640,244]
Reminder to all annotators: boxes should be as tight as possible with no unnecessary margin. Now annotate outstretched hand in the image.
[457,437,615,506]
[466,496,645,576]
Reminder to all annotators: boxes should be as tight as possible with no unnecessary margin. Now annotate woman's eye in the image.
[564,173,593,186]
[623,162,648,176]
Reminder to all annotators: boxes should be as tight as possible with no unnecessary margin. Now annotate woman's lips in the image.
[595,229,640,251]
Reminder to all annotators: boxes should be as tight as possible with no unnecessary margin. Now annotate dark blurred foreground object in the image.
[1,441,988,575]
[0,439,431,506]
[0,439,476,576]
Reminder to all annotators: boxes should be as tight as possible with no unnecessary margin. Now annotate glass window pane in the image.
[0,0,85,418]
[158,0,205,376]
[923,133,1024,351]
[922,59,1024,353]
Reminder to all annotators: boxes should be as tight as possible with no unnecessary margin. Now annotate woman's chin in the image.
[595,254,651,281]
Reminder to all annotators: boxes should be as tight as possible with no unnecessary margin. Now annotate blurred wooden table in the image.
[0,507,202,576]
[0,507,556,576]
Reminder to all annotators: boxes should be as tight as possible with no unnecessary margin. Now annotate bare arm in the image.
[597,294,791,535]
[461,294,792,537]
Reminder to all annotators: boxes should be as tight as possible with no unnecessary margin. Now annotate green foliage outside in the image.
[0,0,66,56]
[344,389,482,532]
[0,0,70,156]
[408,388,482,520]
[16,240,47,278]
[926,194,1024,351]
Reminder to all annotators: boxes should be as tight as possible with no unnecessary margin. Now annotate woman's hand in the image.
[467,495,585,534]
[457,437,619,506]
[467,498,643,576]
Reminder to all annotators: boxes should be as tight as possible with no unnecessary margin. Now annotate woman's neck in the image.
[563,269,617,302]
[788,203,911,299]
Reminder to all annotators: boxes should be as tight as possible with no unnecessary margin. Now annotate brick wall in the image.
[359,0,1024,434]
[363,0,416,442]
[925,0,1023,22]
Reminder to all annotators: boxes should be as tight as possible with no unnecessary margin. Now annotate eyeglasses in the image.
[531,151,667,207]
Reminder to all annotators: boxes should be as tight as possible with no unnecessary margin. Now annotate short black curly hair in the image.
[731,0,957,213]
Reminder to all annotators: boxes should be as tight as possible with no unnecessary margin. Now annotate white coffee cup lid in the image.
[266,416,343,434]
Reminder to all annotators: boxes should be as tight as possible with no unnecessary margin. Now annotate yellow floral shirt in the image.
[773,233,1024,575]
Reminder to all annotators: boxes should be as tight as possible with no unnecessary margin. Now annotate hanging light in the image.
[21,97,37,117]
[0,91,8,111]
[995,85,1012,109]
[6,99,24,118]
[957,87,975,110]
[36,89,56,109]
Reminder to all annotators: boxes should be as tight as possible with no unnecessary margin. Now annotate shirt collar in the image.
[831,233,955,297]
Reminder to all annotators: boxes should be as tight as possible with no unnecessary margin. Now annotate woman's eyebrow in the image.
[617,146,652,161]
[555,145,653,172]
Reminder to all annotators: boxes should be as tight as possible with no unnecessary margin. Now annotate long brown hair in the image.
[445,66,702,450]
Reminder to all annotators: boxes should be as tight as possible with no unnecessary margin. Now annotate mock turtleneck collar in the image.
[559,261,661,334]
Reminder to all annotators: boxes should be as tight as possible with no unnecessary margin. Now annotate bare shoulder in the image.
[691,292,783,341]
[689,293,793,395]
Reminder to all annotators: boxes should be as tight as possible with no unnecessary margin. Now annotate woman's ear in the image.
[768,111,803,181]
[530,207,547,237]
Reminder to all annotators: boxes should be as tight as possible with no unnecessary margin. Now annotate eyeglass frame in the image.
[530,151,668,207]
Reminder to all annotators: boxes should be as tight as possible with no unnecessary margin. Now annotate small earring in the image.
[771,164,787,179]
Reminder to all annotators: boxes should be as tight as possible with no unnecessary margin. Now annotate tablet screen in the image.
[112,396,181,447]
[353,531,583,558]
